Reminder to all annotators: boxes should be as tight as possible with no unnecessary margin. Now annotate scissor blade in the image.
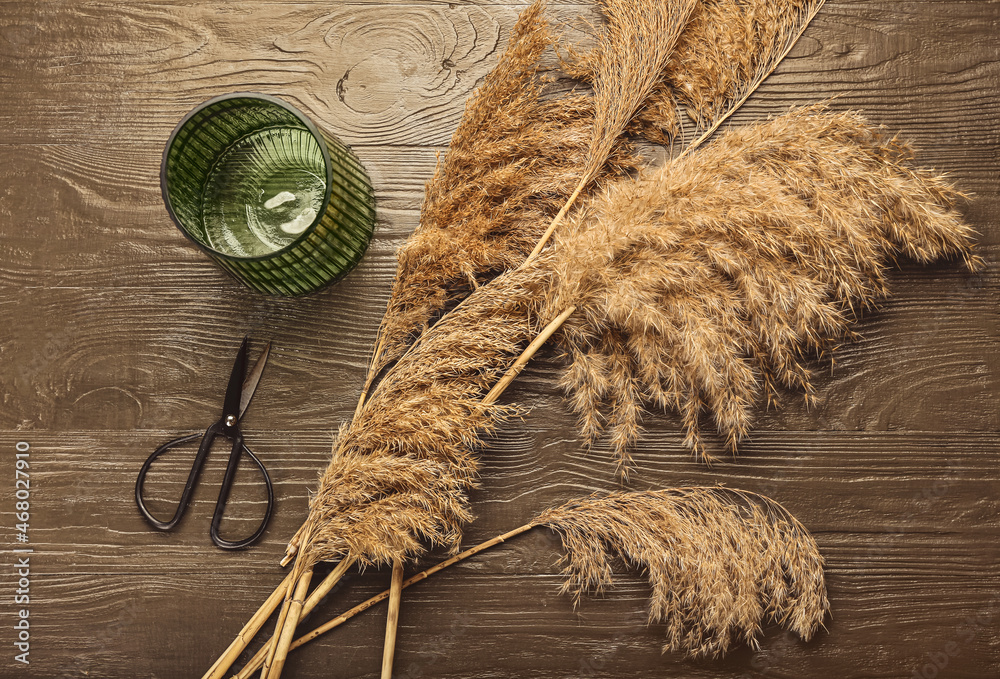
[222,337,250,420]
[239,341,271,419]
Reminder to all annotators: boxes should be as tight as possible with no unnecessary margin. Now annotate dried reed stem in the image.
[303,557,356,616]
[482,305,577,405]
[380,559,405,679]
[248,488,828,664]
[259,577,296,675]
[525,184,585,265]
[232,557,355,679]
[236,524,538,677]
[200,570,295,679]
[261,566,313,679]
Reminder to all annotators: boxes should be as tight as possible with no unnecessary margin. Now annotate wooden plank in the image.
[0,2,517,147]
[0,2,998,147]
[0,142,995,285]
[0,556,997,677]
[1,265,996,432]
[0,430,997,572]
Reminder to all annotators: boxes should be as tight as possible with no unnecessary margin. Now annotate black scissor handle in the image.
[135,424,274,549]
[135,429,212,531]
[210,441,274,550]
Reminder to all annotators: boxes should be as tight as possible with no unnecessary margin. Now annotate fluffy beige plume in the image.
[374,0,823,381]
[302,267,545,567]
[242,487,827,670]
[580,0,698,180]
[535,106,979,465]
[377,1,640,370]
[636,0,827,147]
[537,488,829,657]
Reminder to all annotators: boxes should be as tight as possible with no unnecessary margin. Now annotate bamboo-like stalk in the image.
[201,570,295,679]
[482,305,577,405]
[380,559,406,678]
[303,557,356,619]
[231,557,355,679]
[261,551,315,678]
[235,524,538,678]
[525,183,586,264]
[259,574,296,674]
[262,566,314,678]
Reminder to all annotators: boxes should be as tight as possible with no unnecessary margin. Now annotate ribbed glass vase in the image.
[161,93,376,296]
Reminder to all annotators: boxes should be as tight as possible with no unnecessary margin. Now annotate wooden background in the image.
[1,1,998,677]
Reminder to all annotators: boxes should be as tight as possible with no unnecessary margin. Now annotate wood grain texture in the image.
[0,0,998,677]
[0,429,998,677]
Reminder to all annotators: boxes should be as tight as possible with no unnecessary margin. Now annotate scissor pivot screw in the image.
[225,415,237,427]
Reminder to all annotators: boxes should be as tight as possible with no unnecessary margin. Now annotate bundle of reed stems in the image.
[197,0,980,676]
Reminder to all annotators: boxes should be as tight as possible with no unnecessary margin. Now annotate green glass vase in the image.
[161,93,376,296]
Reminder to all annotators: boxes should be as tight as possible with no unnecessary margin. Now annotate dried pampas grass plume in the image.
[369,0,707,364]
[264,487,828,665]
[376,0,641,371]
[527,0,699,261]
[301,267,545,567]
[533,106,979,465]
[564,0,827,151]
[637,0,827,149]
[581,0,698,181]
[538,488,829,657]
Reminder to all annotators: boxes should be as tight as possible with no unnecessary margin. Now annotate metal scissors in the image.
[135,337,275,549]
